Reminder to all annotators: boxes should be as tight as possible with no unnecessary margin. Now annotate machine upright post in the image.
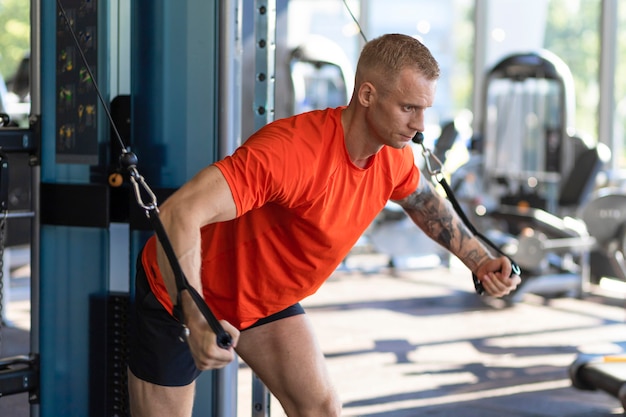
[215,1,244,415]
[218,0,243,158]
[30,0,41,415]
[251,0,276,415]
[253,0,276,130]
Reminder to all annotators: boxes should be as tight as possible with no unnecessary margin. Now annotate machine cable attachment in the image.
[57,0,232,349]
[120,151,233,349]
[337,2,522,293]
[412,132,522,295]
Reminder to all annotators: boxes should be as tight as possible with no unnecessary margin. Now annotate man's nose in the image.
[409,111,424,132]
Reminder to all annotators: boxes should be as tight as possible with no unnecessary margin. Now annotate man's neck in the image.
[341,106,382,167]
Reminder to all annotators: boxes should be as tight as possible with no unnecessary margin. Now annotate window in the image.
[615,2,626,171]
[0,0,30,127]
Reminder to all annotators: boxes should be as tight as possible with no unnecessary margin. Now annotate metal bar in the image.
[358,0,369,47]
[253,0,276,131]
[2,210,36,219]
[538,236,596,251]
[0,356,39,397]
[251,2,275,415]
[252,374,271,417]
[472,0,488,134]
[215,1,243,414]
[30,0,41,118]
[0,129,36,153]
[30,2,41,413]
[216,358,239,417]
[487,169,561,184]
[598,0,618,174]
[0,354,32,368]
[218,0,243,158]
[30,162,41,412]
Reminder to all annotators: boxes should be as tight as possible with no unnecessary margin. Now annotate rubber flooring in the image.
[2,257,625,416]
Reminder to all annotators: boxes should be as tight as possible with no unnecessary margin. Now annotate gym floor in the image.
[240,254,626,417]
[2,253,625,416]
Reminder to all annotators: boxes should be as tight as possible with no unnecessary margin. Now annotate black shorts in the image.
[128,255,305,386]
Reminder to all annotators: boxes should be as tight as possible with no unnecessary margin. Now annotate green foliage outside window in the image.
[0,0,30,81]
[544,0,600,140]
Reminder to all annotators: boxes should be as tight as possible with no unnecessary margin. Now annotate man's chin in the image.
[394,141,410,149]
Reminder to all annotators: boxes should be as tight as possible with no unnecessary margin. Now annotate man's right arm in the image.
[156,165,236,300]
[155,164,240,369]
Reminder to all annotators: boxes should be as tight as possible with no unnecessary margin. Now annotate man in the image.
[128,33,521,417]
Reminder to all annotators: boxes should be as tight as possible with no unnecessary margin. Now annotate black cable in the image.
[341,0,368,43]
[412,133,521,295]
[56,0,126,153]
[147,211,232,348]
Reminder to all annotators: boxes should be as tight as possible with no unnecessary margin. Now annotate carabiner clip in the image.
[129,168,159,213]
[418,142,445,183]
[411,131,445,183]
[118,150,159,213]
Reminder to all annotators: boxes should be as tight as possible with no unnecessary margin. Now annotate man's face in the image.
[366,68,437,149]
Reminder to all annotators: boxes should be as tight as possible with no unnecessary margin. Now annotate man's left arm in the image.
[393,174,520,297]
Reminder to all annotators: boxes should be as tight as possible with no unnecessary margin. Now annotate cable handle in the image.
[411,133,522,295]
[147,209,233,349]
[439,176,522,295]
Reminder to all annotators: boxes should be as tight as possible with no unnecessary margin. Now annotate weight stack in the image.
[89,292,130,417]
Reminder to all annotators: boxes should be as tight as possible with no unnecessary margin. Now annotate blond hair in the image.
[355,34,440,93]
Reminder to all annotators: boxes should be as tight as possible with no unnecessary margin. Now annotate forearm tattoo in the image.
[398,183,488,270]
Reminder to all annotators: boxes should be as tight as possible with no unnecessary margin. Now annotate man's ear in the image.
[358,82,375,107]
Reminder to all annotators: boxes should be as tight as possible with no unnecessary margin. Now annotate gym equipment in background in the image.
[570,354,626,409]
[581,190,626,285]
[288,35,353,116]
[455,50,610,304]
[567,190,626,407]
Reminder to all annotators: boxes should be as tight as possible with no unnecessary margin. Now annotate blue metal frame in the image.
[38,0,227,415]
[130,1,222,416]
[131,0,219,188]
[39,1,110,415]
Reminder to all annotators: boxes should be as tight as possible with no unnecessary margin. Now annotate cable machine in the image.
[0,110,39,409]
[0,0,266,416]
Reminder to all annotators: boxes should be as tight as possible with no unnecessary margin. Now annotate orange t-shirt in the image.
[142,107,420,329]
